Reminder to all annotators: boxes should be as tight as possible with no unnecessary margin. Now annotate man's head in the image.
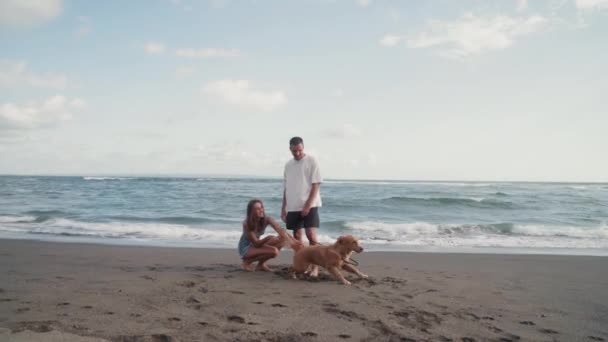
[289,136,305,161]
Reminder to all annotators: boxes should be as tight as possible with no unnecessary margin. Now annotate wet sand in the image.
[0,239,607,341]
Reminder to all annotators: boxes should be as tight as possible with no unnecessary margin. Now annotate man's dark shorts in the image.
[286,207,320,230]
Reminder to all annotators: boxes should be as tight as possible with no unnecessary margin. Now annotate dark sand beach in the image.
[1,239,606,341]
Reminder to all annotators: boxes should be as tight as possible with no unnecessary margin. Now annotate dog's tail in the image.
[277,228,304,251]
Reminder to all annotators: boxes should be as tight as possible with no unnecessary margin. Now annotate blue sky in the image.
[1,0,607,181]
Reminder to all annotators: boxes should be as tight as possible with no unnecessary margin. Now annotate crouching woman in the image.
[238,199,286,272]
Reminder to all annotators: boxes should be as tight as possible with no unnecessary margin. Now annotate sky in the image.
[0,0,607,182]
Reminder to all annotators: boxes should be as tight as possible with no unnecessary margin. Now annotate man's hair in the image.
[289,136,303,146]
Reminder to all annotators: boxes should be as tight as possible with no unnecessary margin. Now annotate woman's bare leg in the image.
[242,245,279,271]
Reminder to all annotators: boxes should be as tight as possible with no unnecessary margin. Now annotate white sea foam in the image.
[0,215,36,223]
[2,215,607,252]
[342,221,608,249]
[83,177,133,181]
[323,180,494,187]
[0,218,242,245]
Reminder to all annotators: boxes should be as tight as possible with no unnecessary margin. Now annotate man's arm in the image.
[281,188,287,222]
[302,183,320,217]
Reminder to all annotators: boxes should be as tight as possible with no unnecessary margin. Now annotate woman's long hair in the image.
[245,199,265,232]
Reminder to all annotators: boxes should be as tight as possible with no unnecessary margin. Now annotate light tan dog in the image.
[290,235,368,285]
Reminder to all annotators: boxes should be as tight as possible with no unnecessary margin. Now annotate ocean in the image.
[1,175,607,256]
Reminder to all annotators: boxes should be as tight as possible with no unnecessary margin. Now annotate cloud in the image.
[405,13,548,59]
[0,95,85,129]
[330,88,345,97]
[144,42,166,54]
[175,66,195,77]
[0,60,69,89]
[575,0,608,9]
[322,124,360,139]
[175,48,240,58]
[357,0,372,7]
[202,80,287,112]
[196,142,282,168]
[379,34,403,47]
[0,0,63,28]
[74,16,91,38]
[516,0,528,11]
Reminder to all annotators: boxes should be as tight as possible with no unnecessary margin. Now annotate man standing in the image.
[281,137,322,245]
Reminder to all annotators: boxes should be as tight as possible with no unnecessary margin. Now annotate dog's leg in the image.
[342,264,368,279]
[292,262,309,280]
[328,266,351,285]
[305,264,319,278]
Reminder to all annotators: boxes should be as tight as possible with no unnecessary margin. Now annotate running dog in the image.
[289,235,368,285]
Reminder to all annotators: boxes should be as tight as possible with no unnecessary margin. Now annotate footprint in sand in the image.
[338,334,351,339]
[168,317,181,322]
[179,281,196,288]
[301,332,317,337]
[588,336,605,341]
[227,315,245,324]
[82,305,93,309]
[15,308,30,314]
[539,328,559,335]
[186,297,200,304]
[198,321,208,327]
[461,337,476,342]
[104,311,114,315]
[498,333,521,342]
[57,302,70,306]
[141,275,155,281]
[11,321,55,333]
[116,334,173,342]
[271,303,287,308]
[519,321,535,325]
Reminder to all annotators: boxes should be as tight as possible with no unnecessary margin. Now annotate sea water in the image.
[1,176,607,255]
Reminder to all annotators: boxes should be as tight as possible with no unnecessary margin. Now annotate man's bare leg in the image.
[293,229,304,243]
[305,227,318,245]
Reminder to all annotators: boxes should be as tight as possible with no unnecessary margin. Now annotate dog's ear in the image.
[337,236,346,244]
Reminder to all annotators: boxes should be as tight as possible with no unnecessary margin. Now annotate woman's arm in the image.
[243,222,272,248]
[266,216,285,234]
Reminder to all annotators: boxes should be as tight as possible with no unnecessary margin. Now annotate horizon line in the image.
[0,173,606,184]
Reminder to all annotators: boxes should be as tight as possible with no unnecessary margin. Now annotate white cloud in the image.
[0,60,68,89]
[145,42,166,54]
[0,95,85,129]
[175,66,195,77]
[202,80,287,112]
[330,88,345,97]
[388,9,401,21]
[176,48,240,58]
[379,34,403,47]
[406,13,548,59]
[517,0,528,11]
[357,0,372,8]
[74,16,91,38]
[196,142,282,169]
[575,0,608,9]
[0,0,63,28]
[322,124,360,139]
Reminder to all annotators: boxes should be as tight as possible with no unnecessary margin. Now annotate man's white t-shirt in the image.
[284,155,322,212]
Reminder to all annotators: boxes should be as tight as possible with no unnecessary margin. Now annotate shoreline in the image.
[1,235,607,257]
[1,239,607,341]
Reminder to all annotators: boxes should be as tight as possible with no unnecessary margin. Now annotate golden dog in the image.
[289,235,368,285]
